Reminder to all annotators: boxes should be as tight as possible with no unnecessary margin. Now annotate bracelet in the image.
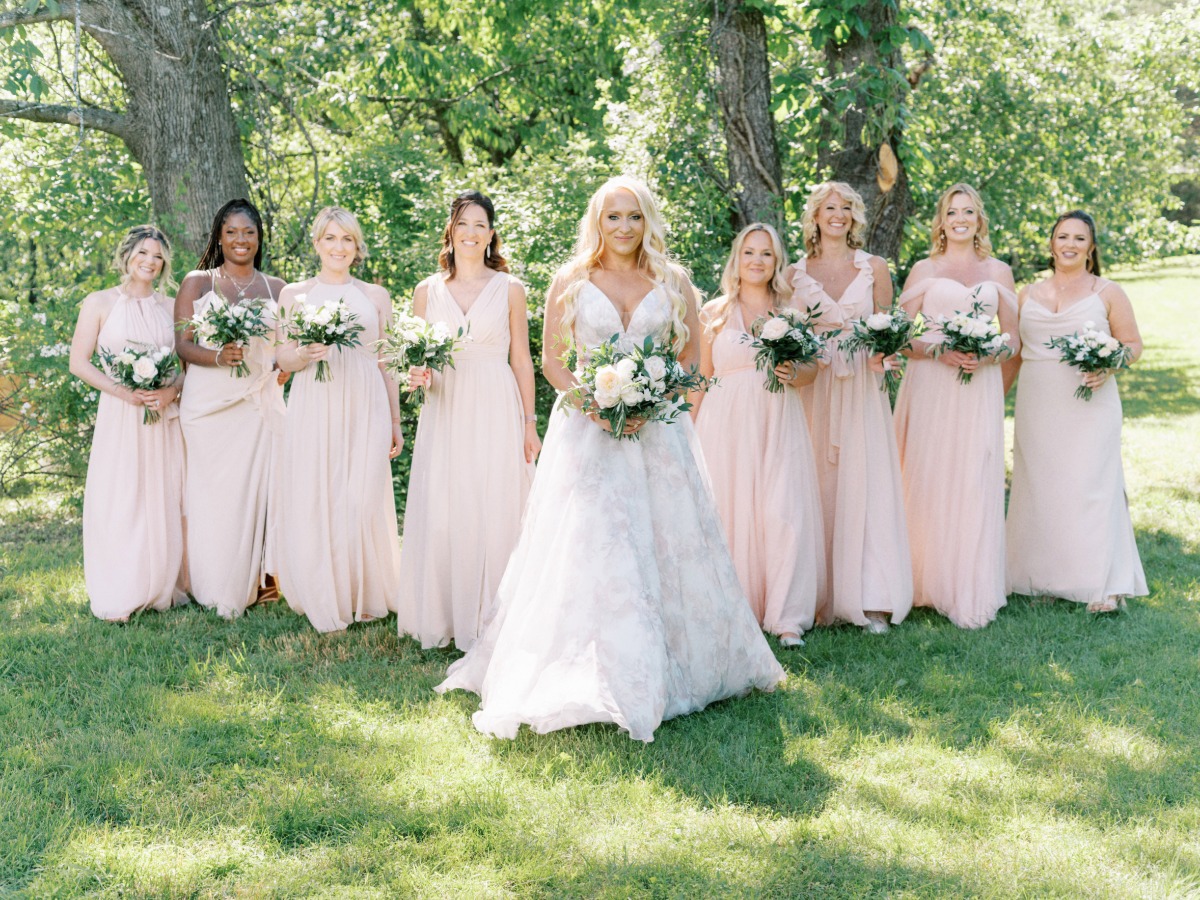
[524,414,536,423]
[213,348,223,367]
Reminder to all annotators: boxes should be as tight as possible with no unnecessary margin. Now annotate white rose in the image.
[1098,347,1113,358]
[593,389,621,409]
[760,317,790,341]
[432,322,451,341]
[1083,321,1096,330]
[614,357,637,381]
[231,305,247,318]
[115,352,136,367]
[643,355,667,382]
[132,357,158,382]
[594,365,623,397]
[865,312,893,330]
[619,381,644,406]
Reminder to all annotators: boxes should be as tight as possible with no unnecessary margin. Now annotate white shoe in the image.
[779,633,805,648]
[863,614,890,635]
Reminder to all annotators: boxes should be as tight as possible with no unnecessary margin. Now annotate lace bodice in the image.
[573,281,674,350]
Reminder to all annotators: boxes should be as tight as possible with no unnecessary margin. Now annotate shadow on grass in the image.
[1120,355,1200,418]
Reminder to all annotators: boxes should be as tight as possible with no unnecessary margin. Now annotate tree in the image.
[0,0,247,254]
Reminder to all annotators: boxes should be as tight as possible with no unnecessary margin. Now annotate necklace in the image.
[220,266,258,301]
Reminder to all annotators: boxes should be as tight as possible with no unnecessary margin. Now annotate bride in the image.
[436,176,785,742]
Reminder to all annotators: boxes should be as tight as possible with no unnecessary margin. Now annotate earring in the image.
[973,234,981,251]
[937,229,946,250]
[486,244,491,260]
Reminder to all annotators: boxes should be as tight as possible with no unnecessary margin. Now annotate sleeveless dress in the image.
[694,303,825,636]
[277,280,402,631]
[397,272,535,651]
[792,251,913,626]
[83,290,187,619]
[179,271,286,618]
[1006,288,1147,604]
[893,278,1010,628]
[437,281,785,742]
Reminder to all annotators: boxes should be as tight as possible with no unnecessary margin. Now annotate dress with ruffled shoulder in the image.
[83,290,187,620]
[276,280,402,631]
[792,250,913,626]
[694,303,824,636]
[436,280,784,742]
[893,278,1009,628]
[179,271,286,618]
[1006,287,1147,604]
[396,271,534,651]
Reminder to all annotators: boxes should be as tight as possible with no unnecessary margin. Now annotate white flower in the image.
[431,322,451,341]
[594,365,623,397]
[594,389,621,409]
[619,380,644,405]
[1098,347,1113,358]
[865,312,893,330]
[231,305,247,318]
[760,317,790,341]
[115,351,136,367]
[33,313,47,325]
[643,356,667,382]
[614,357,637,381]
[132,357,158,382]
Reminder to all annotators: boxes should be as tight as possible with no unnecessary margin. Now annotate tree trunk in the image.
[0,0,248,256]
[709,0,784,232]
[817,3,913,263]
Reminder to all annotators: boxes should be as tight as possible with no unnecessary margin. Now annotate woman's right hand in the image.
[588,412,646,436]
[216,343,244,367]
[298,343,329,365]
[935,349,979,374]
[407,365,431,390]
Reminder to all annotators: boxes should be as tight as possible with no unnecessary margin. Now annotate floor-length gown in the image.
[792,250,913,626]
[277,280,402,631]
[694,304,825,636]
[83,290,187,619]
[397,272,534,651]
[437,282,785,742]
[1006,289,1147,604]
[179,272,285,619]
[893,279,1009,628]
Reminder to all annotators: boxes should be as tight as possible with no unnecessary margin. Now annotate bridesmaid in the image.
[692,223,824,646]
[893,184,1019,628]
[788,181,912,633]
[176,199,287,619]
[69,225,187,621]
[1005,211,1147,612]
[275,206,404,632]
[396,191,539,651]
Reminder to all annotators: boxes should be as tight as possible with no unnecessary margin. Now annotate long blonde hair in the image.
[704,223,790,334]
[114,224,176,293]
[802,182,867,258]
[556,176,691,352]
[930,183,993,259]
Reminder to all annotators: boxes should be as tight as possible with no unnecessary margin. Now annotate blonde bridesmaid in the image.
[396,191,538,651]
[176,199,287,619]
[788,182,912,633]
[1005,211,1147,612]
[276,207,404,632]
[892,184,1019,628]
[69,225,187,621]
[692,223,824,646]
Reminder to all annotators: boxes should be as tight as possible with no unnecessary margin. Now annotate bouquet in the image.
[99,343,179,424]
[283,298,364,383]
[378,312,469,405]
[184,295,274,377]
[928,298,1012,385]
[742,305,837,393]
[839,303,923,394]
[563,333,712,441]
[1045,321,1132,401]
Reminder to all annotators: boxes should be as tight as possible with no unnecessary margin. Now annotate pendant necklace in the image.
[221,266,257,302]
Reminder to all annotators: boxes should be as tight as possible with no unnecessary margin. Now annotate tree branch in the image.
[0,99,129,140]
[0,2,74,30]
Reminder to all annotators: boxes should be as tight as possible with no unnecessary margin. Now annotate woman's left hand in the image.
[389,422,404,459]
[773,360,799,386]
[134,385,177,413]
[868,352,900,374]
[524,421,542,463]
[1081,369,1110,390]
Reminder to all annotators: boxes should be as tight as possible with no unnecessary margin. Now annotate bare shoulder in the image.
[279,277,315,303]
[263,274,287,294]
[80,286,121,314]
[907,257,936,280]
[506,274,527,303]
[986,257,1016,287]
[866,253,891,279]
[1098,277,1131,306]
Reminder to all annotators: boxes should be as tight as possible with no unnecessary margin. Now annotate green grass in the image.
[2,259,1199,898]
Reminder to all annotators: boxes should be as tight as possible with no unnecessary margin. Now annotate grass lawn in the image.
[1,259,1198,899]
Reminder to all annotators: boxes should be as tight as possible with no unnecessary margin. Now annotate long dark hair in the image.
[1049,210,1102,276]
[437,190,508,277]
[198,199,265,271]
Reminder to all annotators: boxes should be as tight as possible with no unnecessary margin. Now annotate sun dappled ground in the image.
[1,260,1199,898]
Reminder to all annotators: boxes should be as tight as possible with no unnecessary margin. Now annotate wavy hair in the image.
[555,176,690,352]
[703,223,790,334]
[1048,210,1102,276]
[802,182,867,258]
[198,199,264,271]
[930,183,993,259]
[438,190,509,277]
[113,224,176,293]
[311,206,368,266]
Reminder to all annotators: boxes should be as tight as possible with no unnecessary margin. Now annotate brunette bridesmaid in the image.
[692,223,824,646]
[788,182,912,633]
[396,191,538,651]
[69,225,187,621]
[1005,211,1147,612]
[893,184,1019,628]
[275,207,404,632]
[176,199,287,619]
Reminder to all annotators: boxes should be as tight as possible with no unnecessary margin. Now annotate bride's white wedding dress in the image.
[436,281,785,742]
